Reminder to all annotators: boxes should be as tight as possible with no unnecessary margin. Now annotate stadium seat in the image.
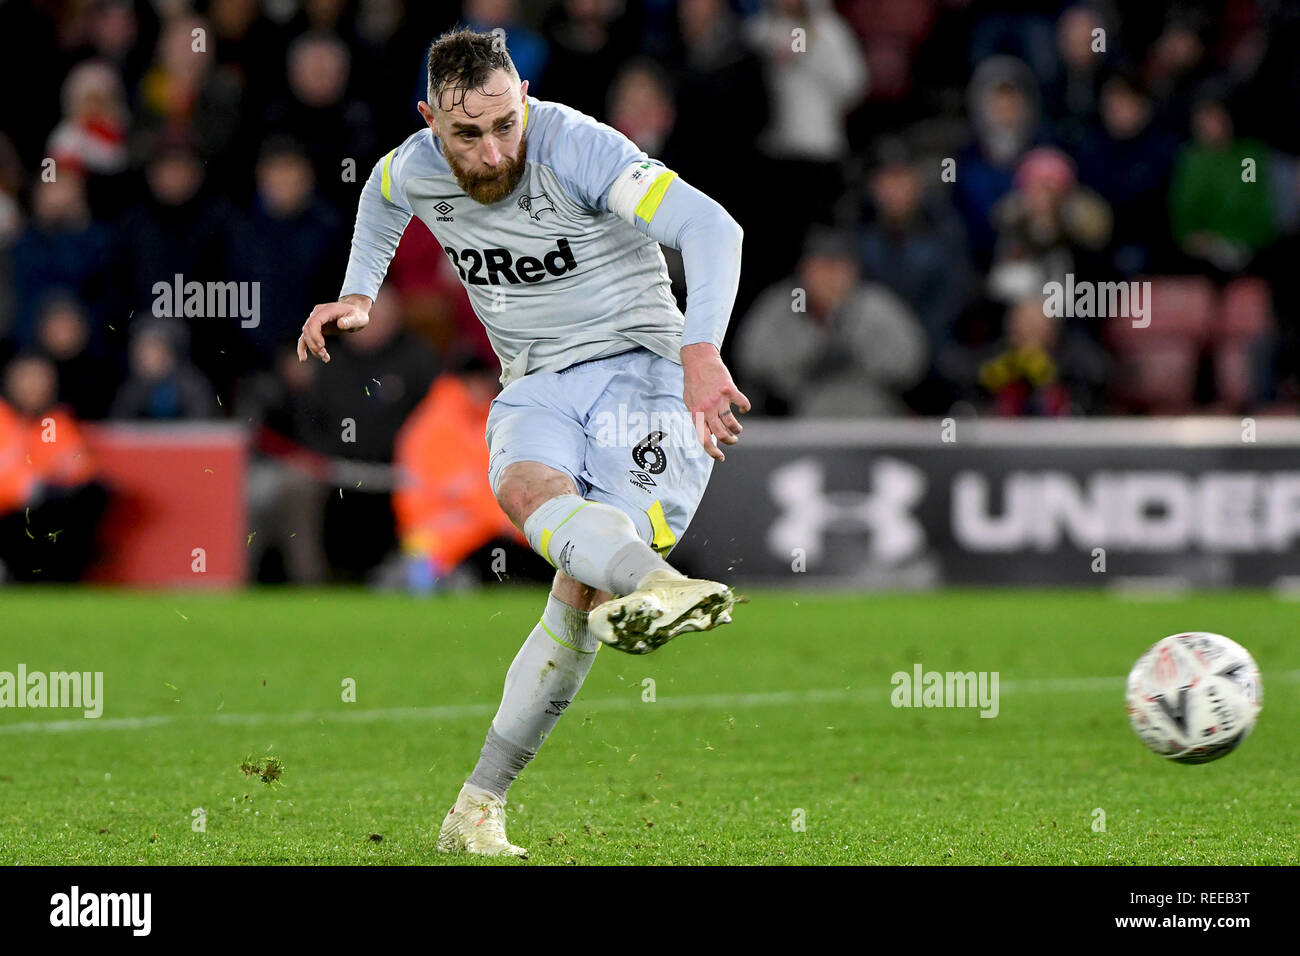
[840,0,939,100]
[1106,277,1215,413]
[1214,277,1274,410]
[840,0,937,39]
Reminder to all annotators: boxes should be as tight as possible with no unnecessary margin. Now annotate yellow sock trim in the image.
[538,500,590,568]
[539,618,595,654]
[647,500,676,555]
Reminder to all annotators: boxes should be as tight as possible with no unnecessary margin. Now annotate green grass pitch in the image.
[0,588,1295,865]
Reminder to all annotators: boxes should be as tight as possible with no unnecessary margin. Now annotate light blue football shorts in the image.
[485,347,715,556]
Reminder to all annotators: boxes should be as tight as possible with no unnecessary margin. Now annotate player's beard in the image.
[443,134,528,205]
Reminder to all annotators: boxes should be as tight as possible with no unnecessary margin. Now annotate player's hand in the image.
[681,342,751,462]
[297,296,373,364]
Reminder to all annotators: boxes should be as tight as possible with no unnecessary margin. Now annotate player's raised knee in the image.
[495,461,579,528]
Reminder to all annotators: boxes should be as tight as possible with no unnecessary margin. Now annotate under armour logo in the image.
[767,456,926,566]
[517,192,555,219]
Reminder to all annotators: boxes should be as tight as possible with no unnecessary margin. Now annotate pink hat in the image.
[1015,147,1076,191]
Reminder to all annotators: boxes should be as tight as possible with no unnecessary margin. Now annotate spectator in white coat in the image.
[735,227,928,417]
[744,0,868,224]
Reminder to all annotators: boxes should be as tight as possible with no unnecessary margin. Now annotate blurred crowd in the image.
[3,0,1300,581]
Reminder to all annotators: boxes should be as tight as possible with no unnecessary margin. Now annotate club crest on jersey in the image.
[517,192,556,219]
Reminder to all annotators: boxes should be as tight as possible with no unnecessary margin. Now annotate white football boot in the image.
[436,785,528,858]
[588,569,738,654]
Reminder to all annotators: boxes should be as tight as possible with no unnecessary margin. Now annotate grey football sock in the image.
[466,728,534,802]
[465,592,600,802]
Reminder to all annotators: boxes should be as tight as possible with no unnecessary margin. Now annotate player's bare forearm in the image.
[297,294,374,364]
[681,342,750,462]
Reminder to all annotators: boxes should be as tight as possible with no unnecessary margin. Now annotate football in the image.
[1126,633,1263,764]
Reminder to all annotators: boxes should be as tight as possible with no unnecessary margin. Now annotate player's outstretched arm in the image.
[607,167,749,461]
[297,294,372,364]
[299,148,412,364]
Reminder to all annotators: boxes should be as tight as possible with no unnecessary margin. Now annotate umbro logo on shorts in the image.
[443,238,577,285]
[628,469,657,493]
[628,432,668,493]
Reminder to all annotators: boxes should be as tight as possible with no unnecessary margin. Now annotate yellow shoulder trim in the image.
[380,149,397,202]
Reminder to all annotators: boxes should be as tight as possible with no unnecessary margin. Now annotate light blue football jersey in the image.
[341,96,701,386]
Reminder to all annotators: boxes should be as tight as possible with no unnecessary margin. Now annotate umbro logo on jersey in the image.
[443,238,578,285]
[434,201,455,221]
[517,192,555,219]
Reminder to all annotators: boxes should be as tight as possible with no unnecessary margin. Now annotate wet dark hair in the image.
[426,26,519,117]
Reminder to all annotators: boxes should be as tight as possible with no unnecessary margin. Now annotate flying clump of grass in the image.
[239,755,286,786]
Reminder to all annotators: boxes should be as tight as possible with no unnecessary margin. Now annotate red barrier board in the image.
[83,424,247,587]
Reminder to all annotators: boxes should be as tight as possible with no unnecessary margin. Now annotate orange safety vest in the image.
[0,401,95,514]
[392,375,523,570]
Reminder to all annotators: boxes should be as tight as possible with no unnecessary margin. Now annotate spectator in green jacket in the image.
[1168,93,1274,274]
